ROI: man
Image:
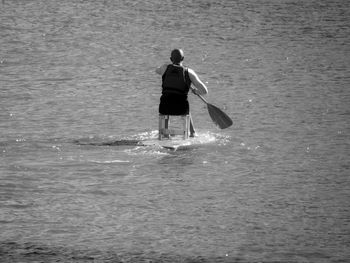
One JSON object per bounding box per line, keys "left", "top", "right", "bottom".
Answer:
{"left": 156, "top": 49, "right": 208, "bottom": 137}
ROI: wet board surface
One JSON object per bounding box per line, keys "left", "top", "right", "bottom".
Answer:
{"left": 76, "top": 138, "right": 195, "bottom": 150}
{"left": 142, "top": 139, "right": 193, "bottom": 150}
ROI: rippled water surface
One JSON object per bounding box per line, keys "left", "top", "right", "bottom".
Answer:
{"left": 1, "top": 0, "right": 349, "bottom": 262}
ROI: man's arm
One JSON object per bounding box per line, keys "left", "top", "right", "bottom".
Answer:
{"left": 156, "top": 64, "right": 168, "bottom": 75}
{"left": 188, "top": 68, "right": 208, "bottom": 95}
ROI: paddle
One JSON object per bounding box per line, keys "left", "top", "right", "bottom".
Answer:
{"left": 194, "top": 92, "right": 233, "bottom": 129}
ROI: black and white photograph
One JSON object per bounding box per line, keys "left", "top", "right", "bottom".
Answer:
{"left": 1, "top": 0, "right": 349, "bottom": 262}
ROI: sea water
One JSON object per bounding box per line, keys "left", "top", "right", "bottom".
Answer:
{"left": 0, "top": 0, "right": 349, "bottom": 262}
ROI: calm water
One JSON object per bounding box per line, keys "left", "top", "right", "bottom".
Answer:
{"left": 1, "top": 0, "right": 349, "bottom": 262}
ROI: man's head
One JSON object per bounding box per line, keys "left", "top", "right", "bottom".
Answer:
{"left": 170, "top": 49, "right": 184, "bottom": 64}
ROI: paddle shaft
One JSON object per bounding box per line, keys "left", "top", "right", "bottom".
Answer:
{"left": 195, "top": 93, "right": 209, "bottom": 104}
{"left": 190, "top": 87, "right": 209, "bottom": 104}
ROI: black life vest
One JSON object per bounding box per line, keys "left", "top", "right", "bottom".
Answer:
{"left": 162, "top": 64, "right": 191, "bottom": 95}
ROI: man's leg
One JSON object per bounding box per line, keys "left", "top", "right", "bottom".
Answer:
{"left": 189, "top": 114, "right": 196, "bottom": 137}
{"left": 165, "top": 116, "right": 170, "bottom": 138}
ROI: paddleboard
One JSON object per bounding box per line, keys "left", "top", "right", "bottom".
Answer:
{"left": 75, "top": 132, "right": 217, "bottom": 150}
{"left": 142, "top": 139, "right": 193, "bottom": 150}
{"left": 75, "top": 138, "right": 191, "bottom": 149}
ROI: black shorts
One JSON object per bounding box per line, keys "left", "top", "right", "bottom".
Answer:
{"left": 159, "top": 94, "right": 189, "bottom": 115}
